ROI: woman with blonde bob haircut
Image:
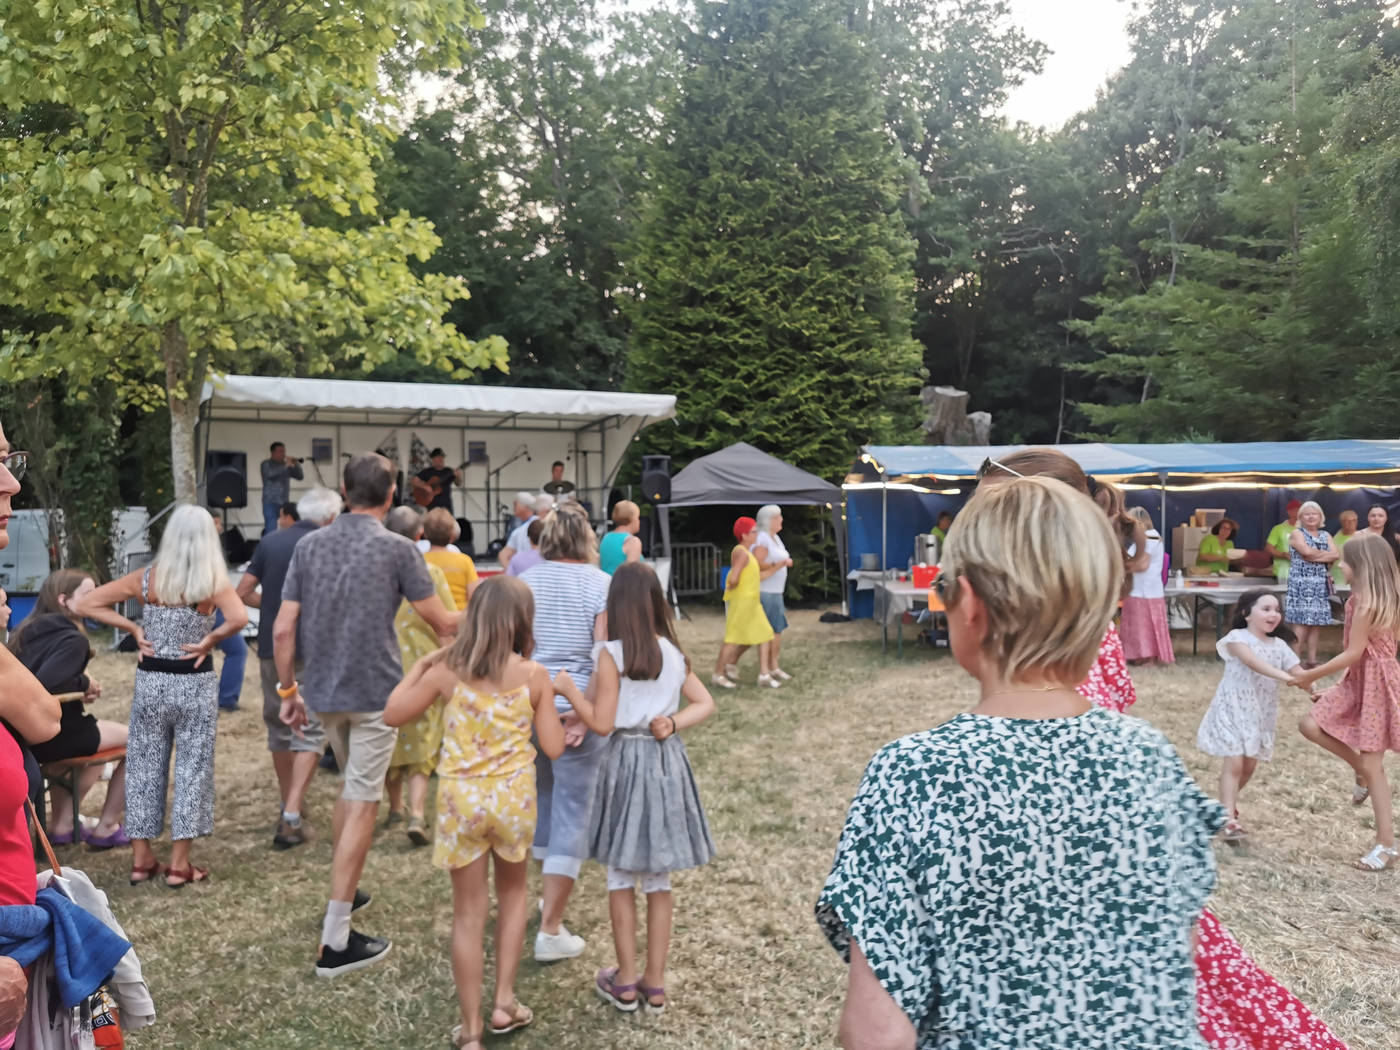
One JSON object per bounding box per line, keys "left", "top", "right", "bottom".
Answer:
{"left": 77, "top": 505, "right": 247, "bottom": 887}
{"left": 817, "top": 477, "right": 1227, "bottom": 1049}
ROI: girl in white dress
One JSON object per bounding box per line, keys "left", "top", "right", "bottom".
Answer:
{"left": 1196, "top": 590, "right": 1301, "bottom": 840}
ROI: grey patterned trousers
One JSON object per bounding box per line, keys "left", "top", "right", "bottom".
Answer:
{"left": 125, "top": 670, "right": 218, "bottom": 841}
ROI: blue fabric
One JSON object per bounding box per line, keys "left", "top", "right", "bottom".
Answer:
{"left": 214, "top": 609, "right": 247, "bottom": 709}
{"left": 861, "top": 439, "right": 1400, "bottom": 479}
{"left": 0, "top": 888, "right": 131, "bottom": 1008}
{"left": 599, "top": 531, "right": 628, "bottom": 576}
{"left": 262, "top": 499, "right": 280, "bottom": 538}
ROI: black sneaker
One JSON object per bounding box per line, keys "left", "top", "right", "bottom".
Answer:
{"left": 314, "top": 930, "right": 391, "bottom": 978}
{"left": 352, "top": 889, "right": 370, "bottom": 913}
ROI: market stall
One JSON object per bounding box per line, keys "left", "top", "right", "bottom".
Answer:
{"left": 845, "top": 440, "right": 1400, "bottom": 620}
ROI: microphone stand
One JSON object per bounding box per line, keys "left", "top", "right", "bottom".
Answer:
{"left": 484, "top": 445, "right": 531, "bottom": 544}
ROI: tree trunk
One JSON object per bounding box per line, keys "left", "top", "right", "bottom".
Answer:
{"left": 163, "top": 321, "right": 199, "bottom": 505}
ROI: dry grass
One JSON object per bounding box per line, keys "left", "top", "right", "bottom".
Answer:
{"left": 61, "top": 611, "right": 1400, "bottom": 1048}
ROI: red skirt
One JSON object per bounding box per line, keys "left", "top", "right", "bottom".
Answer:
{"left": 1120, "top": 596, "right": 1176, "bottom": 663}
{"left": 1197, "top": 908, "right": 1348, "bottom": 1049}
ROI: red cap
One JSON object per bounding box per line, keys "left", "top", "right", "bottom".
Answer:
{"left": 1286, "top": 499, "right": 1302, "bottom": 512}
{"left": 733, "top": 516, "right": 757, "bottom": 540}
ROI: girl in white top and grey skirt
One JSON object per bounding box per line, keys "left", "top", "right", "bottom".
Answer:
{"left": 554, "top": 562, "right": 716, "bottom": 1015}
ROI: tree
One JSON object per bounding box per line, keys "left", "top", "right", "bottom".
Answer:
{"left": 624, "top": 0, "right": 923, "bottom": 477}
{"left": 0, "top": 0, "right": 506, "bottom": 503}
{"left": 1070, "top": 0, "right": 1393, "bottom": 439}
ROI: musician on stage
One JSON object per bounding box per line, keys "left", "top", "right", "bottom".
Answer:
{"left": 413, "top": 448, "right": 461, "bottom": 513}
{"left": 260, "top": 442, "right": 304, "bottom": 537}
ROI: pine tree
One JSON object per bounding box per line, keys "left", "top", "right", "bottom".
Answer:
{"left": 623, "top": 0, "right": 922, "bottom": 477}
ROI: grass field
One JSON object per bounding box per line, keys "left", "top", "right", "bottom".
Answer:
{"left": 58, "top": 610, "right": 1400, "bottom": 1049}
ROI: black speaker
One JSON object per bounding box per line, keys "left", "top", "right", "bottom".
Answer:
{"left": 641, "top": 454, "right": 671, "bottom": 504}
{"left": 205, "top": 450, "right": 247, "bottom": 508}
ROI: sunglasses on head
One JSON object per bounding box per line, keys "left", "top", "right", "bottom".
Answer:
{"left": 975, "top": 456, "right": 1098, "bottom": 497}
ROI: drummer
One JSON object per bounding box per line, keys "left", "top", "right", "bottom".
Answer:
{"left": 1194, "top": 518, "right": 1238, "bottom": 575}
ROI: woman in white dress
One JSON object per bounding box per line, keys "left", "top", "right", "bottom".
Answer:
{"left": 1119, "top": 507, "right": 1174, "bottom": 665}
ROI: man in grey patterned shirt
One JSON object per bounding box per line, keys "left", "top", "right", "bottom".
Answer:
{"left": 274, "top": 452, "right": 458, "bottom": 977}
{"left": 259, "top": 442, "right": 303, "bottom": 536}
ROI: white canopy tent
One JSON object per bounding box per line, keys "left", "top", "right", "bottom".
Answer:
{"left": 197, "top": 374, "right": 676, "bottom": 549}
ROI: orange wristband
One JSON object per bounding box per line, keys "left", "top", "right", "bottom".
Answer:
{"left": 276, "top": 681, "right": 299, "bottom": 699}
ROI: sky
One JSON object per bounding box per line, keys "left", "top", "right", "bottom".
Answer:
{"left": 1001, "top": 0, "right": 1134, "bottom": 130}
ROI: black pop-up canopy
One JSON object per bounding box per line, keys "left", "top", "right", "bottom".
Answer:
{"left": 656, "top": 442, "right": 847, "bottom": 591}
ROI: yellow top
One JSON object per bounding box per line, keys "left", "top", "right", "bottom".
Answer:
{"left": 437, "top": 681, "right": 536, "bottom": 780}
{"left": 424, "top": 547, "right": 479, "bottom": 610}
{"left": 724, "top": 547, "right": 775, "bottom": 646}
{"left": 390, "top": 563, "right": 456, "bottom": 771}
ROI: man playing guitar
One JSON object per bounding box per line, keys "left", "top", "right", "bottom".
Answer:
{"left": 411, "top": 448, "right": 462, "bottom": 511}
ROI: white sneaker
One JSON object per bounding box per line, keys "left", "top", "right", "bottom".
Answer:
{"left": 535, "top": 924, "right": 586, "bottom": 962}
{"left": 724, "top": 663, "right": 740, "bottom": 680}
{"left": 771, "top": 668, "right": 792, "bottom": 681}
{"left": 757, "top": 673, "right": 782, "bottom": 689}
{"left": 710, "top": 673, "right": 737, "bottom": 690}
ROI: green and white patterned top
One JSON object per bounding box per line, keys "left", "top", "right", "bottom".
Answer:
{"left": 817, "top": 707, "right": 1224, "bottom": 1049}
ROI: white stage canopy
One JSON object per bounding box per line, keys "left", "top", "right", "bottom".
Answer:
{"left": 197, "top": 374, "right": 676, "bottom": 548}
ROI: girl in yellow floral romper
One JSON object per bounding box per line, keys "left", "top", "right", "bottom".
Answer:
{"left": 386, "top": 576, "right": 565, "bottom": 1050}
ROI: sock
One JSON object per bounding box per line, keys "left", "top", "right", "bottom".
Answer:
{"left": 321, "top": 899, "right": 353, "bottom": 952}
{"left": 282, "top": 810, "right": 301, "bottom": 825}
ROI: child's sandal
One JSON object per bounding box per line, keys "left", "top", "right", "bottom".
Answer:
{"left": 449, "top": 1025, "right": 483, "bottom": 1049}
{"left": 595, "top": 967, "right": 640, "bottom": 1013}
{"left": 1354, "top": 843, "right": 1399, "bottom": 871}
{"left": 1221, "top": 819, "right": 1248, "bottom": 843}
{"left": 638, "top": 980, "right": 666, "bottom": 1014}
{"left": 1352, "top": 782, "right": 1371, "bottom": 805}
{"left": 488, "top": 1000, "right": 533, "bottom": 1035}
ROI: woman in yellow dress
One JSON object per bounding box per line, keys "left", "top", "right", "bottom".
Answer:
{"left": 384, "top": 507, "right": 459, "bottom": 846}
{"left": 712, "top": 516, "right": 778, "bottom": 689}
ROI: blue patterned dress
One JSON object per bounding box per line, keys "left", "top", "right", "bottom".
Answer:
{"left": 1285, "top": 527, "right": 1333, "bottom": 626}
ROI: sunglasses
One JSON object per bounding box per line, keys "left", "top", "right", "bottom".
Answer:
{"left": 0, "top": 451, "right": 28, "bottom": 483}
{"left": 975, "top": 456, "right": 1098, "bottom": 497}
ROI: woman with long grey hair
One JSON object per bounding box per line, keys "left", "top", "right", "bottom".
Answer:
{"left": 77, "top": 504, "right": 247, "bottom": 888}
{"left": 751, "top": 504, "right": 795, "bottom": 679}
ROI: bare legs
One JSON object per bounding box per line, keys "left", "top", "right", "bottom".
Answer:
{"left": 329, "top": 799, "right": 377, "bottom": 905}
{"left": 1300, "top": 713, "right": 1394, "bottom": 849}
{"left": 609, "top": 887, "right": 673, "bottom": 1008}
{"left": 48, "top": 721, "right": 128, "bottom": 838}
{"left": 539, "top": 873, "right": 574, "bottom": 936}
{"left": 1218, "top": 755, "right": 1258, "bottom": 819}
{"left": 450, "top": 855, "right": 529, "bottom": 1040}
{"left": 770, "top": 632, "right": 783, "bottom": 673}
{"left": 1294, "top": 623, "right": 1320, "bottom": 665}
{"left": 713, "top": 642, "right": 774, "bottom": 680}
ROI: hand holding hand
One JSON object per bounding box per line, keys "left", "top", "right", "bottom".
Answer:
{"left": 560, "top": 711, "right": 587, "bottom": 748}
{"left": 84, "top": 677, "right": 102, "bottom": 702}
{"left": 650, "top": 715, "right": 676, "bottom": 741}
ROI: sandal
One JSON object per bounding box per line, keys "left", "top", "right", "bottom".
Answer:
{"left": 1221, "top": 819, "right": 1249, "bottom": 843}
{"left": 709, "top": 674, "right": 737, "bottom": 690}
{"left": 637, "top": 980, "right": 666, "bottom": 1014}
{"left": 1352, "top": 782, "right": 1371, "bottom": 805}
{"left": 406, "top": 816, "right": 430, "bottom": 847}
{"left": 129, "top": 859, "right": 164, "bottom": 885}
{"left": 1354, "top": 843, "right": 1399, "bottom": 871}
{"left": 594, "top": 966, "right": 639, "bottom": 1013}
{"left": 489, "top": 999, "right": 533, "bottom": 1035}
{"left": 449, "top": 1025, "right": 483, "bottom": 1049}
{"left": 164, "top": 864, "right": 210, "bottom": 889}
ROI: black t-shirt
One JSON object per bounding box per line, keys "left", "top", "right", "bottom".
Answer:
{"left": 246, "top": 519, "right": 318, "bottom": 654}
{"left": 417, "top": 467, "right": 456, "bottom": 510}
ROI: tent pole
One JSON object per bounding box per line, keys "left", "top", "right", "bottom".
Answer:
{"left": 1158, "top": 471, "right": 1167, "bottom": 533}
{"left": 881, "top": 477, "right": 888, "bottom": 655}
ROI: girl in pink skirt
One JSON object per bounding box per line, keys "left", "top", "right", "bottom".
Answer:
{"left": 1296, "top": 532, "right": 1400, "bottom": 870}
{"left": 1121, "top": 506, "right": 1175, "bottom": 665}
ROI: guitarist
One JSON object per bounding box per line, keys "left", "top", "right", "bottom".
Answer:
{"left": 412, "top": 448, "right": 461, "bottom": 512}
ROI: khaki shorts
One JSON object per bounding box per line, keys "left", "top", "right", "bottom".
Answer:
{"left": 317, "top": 709, "right": 399, "bottom": 803}
{"left": 259, "top": 659, "right": 325, "bottom": 753}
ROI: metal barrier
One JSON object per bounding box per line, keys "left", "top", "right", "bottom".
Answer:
{"left": 670, "top": 543, "right": 722, "bottom": 596}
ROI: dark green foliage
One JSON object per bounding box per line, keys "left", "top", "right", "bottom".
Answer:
{"left": 624, "top": 0, "right": 923, "bottom": 479}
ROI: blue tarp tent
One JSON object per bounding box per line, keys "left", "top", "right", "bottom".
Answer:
{"left": 845, "top": 440, "right": 1400, "bottom": 618}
